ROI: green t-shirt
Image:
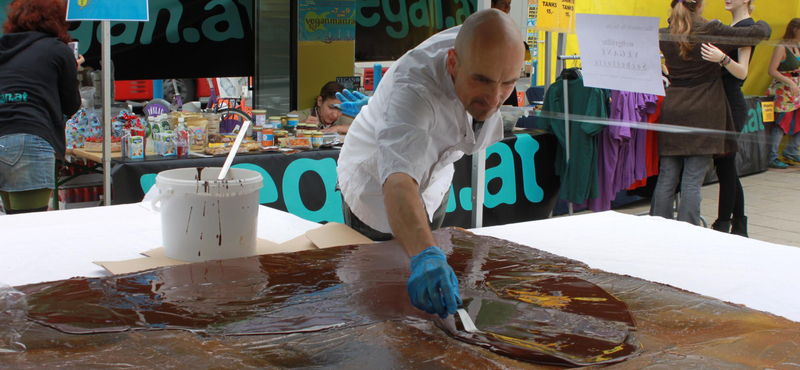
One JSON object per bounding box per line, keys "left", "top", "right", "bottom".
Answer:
{"left": 539, "top": 74, "right": 609, "bottom": 204}
{"left": 779, "top": 46, "right": 800, "bottom": 72}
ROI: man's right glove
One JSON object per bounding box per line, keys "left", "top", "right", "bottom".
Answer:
{"left": 407, "top": 246, "right": 462, "bottom": 319}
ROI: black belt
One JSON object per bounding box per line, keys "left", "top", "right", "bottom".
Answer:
{"left": 669, "top": 74, "right": 719, "bottom": 88}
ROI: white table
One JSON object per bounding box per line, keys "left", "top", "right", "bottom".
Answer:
{"left": 2, "top": 205, "right": 798, "bottom": 323}
{"left": 473, "top": 211, "right": 800, "bottom": 323}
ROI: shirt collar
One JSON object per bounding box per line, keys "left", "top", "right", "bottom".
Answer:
{"left": 440, "top": 55, "right": 478, "bottom": 144}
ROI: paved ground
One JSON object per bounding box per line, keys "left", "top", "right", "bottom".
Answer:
{"left": 605, "top": 167, "right": 800, "bottom": 248}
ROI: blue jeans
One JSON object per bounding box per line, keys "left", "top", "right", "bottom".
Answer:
{"left": 0, "top": 133, "right": 55, "bottom": 192}
{"left": 651, "top": 155, "right": 712, "bottom": 226}
{"left": 769, "top": 125, "right": 800, "bottom": 162}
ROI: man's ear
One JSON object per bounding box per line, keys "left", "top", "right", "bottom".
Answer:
{"left": 446, "top": 48, "right": 459, "bottom": 76}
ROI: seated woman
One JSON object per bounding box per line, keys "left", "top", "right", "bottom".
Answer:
{"left": 289, "top": 81, "right": 354, "bottom": 134}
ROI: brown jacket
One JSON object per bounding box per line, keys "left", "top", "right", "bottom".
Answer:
{"left": 658, "top": 16, "right": 771, "bottom": 156}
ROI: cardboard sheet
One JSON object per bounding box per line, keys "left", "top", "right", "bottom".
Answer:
{"left": 0, "top": 203, "right": 322, "bottom": 286}
{"left": 94, "top": 223, "right": 372, "bottom": 276}
{"left": 304, "top": 222, "right": 374, "bottom": 249}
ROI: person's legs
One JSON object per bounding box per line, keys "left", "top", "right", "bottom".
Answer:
{"left": 713, "top": 154, "right": 737, "bottom": 231}
{"left": 783, "top": 131, "right": 800, "bottom": 159}
{"left": 650, "top": 156, "right": 683, "bottom": 220}
{"left": 2, "top": 189, "right": 52, "bottom": 213}
{"left": 677, "top": 155, "right": 711, "bottom": 226}
{"left": 0, "top": 191, "right": 10, "bottom": 213}
{"left": 0, "top": 133, "right": 55, "bottom": 214}
{"left": 769, "top": 124, "right": 788, "bottom": 167}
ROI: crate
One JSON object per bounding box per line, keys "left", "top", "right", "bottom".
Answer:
{"left": 363, "top": 67, "right": 389, "bottom": 92}
{"left": 115, "top": 80, "right": 153, "bottom": 101}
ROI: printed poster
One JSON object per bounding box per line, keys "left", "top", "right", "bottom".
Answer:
{"left": 66, "top": 0, "right": 149, "bottom": 22}
{"left": 299, "top": 0, "right": 356, "bottom": 42}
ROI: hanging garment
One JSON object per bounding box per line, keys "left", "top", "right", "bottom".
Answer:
{"left": 628, "top": 96, "right": 664, "bottom": 191}
{"left": 540, "top": 72, "right": 609, "bottom": 205}
{"left": 589, "top": 91, "right": 657, "bottom": 212}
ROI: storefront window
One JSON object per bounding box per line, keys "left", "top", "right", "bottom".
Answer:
{"left": 255, "top": 0, "right": 294, "bottom": 115}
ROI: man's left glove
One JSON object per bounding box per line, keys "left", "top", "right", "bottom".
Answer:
{"left": 333, "top": 89, "right": 370, "bottom": 117}
{"left": 407, "top": 246, "right": 462, "bottom": 319}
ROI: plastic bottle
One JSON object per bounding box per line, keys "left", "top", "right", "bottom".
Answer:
{"left": 145, "top": 116, "right": 156, "bottom": 153}
{"left": 262, "top": 123, "right": 274, "bottom": 147}
{"left": 0, "top": 283, "right": 29, "bottom": 353}
{"left": 176, "top": 117, "right": 187, "bottom": 132}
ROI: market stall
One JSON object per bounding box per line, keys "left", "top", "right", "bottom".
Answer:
{"left": 104, "top": 129, "right": 561, "bottom": 228}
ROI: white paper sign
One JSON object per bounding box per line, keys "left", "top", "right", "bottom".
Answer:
{"left": 575, "top": 14, "right": 665, "bottom": 96}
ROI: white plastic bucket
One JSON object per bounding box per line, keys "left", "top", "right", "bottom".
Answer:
{"left": 152, "top": 167, "right": 263, "bottom": 262}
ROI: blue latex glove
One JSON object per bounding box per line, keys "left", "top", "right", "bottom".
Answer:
{"left": 407, "top": 246, "right": 462, "bottom": 319}
{"left": 333, "top": 89, "right": 370, "bottom": 117}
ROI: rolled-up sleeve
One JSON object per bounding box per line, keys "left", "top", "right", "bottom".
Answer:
{"left": 377, "top": 84, "right": 438, "bottom": 188}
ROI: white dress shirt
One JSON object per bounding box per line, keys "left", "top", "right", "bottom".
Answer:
{"left": 338, "top": 25, "right": 504, "bottom": 234}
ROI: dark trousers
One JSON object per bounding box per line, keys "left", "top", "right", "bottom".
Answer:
{"left": 342, "top": 191, "right": 450, "bottom": 242}
{"left": 714, "top": 153, "right": 745, "bottom": 221}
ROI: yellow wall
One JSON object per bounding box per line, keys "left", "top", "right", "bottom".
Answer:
{"left": 297, "top": 41, "right": 355, "bottom": 110}
{"left": 547, "top": 0, "right": 800, "bottom": 96}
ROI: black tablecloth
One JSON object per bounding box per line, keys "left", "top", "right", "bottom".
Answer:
{"left": 111, "top": 130, "right": 560, "bottom": 228}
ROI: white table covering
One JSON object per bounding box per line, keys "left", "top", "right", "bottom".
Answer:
{"left": 0, "top": 203, "right": 319, "bottom": 287}
{"left": 472, "top": 211, "right": 800, "bottom": 323}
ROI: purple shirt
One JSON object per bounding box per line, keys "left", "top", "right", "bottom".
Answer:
{"left": 589, "top": 91, "right": 658, "bottom": 212}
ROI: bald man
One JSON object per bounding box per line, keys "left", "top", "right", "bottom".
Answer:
{"left": 337, "top": 10, "right": 525, "bottom": 318}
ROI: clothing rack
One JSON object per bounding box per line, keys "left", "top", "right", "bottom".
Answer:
{"left": 553, "top": 54, "right": 703, "bottom": 225}
{"left": 557, "top": 55, "right": 577, "bottom": 215}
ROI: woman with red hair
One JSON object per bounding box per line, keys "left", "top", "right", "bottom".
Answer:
{"left": 0, "top": 0, "right": 82, "bottom": 214}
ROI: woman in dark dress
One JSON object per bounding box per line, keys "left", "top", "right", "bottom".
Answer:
{"left": 699, "top": 0, "right": 755, "bottom": 236}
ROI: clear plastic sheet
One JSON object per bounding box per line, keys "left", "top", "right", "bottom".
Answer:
{"left": 0, "top": 283, "right": 30, "bottom": 353}
{"left": 4, "top": 228, "right": 800, "bottom": 369}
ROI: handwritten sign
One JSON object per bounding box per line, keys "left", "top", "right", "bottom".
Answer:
{"left": 761, "top": 101, "right": 775, "bottom": 123}
{"left": 66, "top": 0, "right": 149, "bottom": 22}
{"left": 575, "top": 14, "right": 665, "bottom": 96}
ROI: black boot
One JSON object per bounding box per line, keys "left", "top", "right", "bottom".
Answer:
{"left": 731, "top": 216, "right": 748, "bottom": 238}
{"left": 711, "top": 219, "right": 731, "bottom": 233}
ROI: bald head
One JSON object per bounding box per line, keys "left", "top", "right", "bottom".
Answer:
{"left": 447, "top": 9, "right": 525, "bottom": 121}
{"left": 455, "top": 9, "right": 524, "bottom": 61}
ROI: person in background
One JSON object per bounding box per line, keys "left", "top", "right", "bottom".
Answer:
{"left": 766, "top": 18, "right": 800, "bottom": 169}
{"left": 699, "top": 0, "right": 755, "bottom": 237}
{"left": 491, "top": 0, "right": 528, "bottom": 107}
{"left": 288, "top": 81, "right": 354, "bottom": 134}
{"left": 0, "top": 0, "right": 82, "bottom": 214}
{"left": 653, "top": 0, "right": 770, "bottom": 226}
{"left": 337, "top": 10, "right": 525, "bottom": 319}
